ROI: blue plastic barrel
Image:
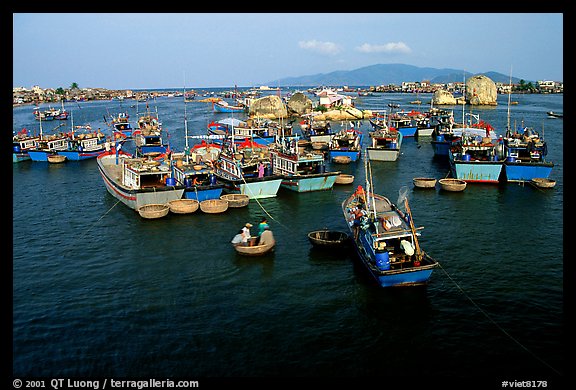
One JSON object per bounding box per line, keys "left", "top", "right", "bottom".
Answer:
{"left": 209, "top": 173, "right": 217, "bottom": 185}
{"left": 166, "top": 177, "right": 177, "bottom": 186}
{"left": 184, "top": 178, "right": 193, "bottom": 187}
{"left": 461, "top": 154, "right": 471, "bottom": 161}
{"left": 375, "top": 251, "right": 390, "bottom": 271}
{"left": 315, "top": 164, "right": 326, "bottom": 173}
{"left": 436, "top": 135, "right": 445, "bottom": 142}
{"left": 264, "top": 167, "right": 273, "bottom": 176}
{"left": 390, "top": 142, "right": 397, "bottom": 149}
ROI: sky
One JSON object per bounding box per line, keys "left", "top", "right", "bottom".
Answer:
{"left": 12, "top": 13, "right": 563, "bottom": 90}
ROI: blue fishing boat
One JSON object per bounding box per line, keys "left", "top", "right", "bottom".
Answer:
{"left": 328, "top": 128, "right": 363, "bottom": 162}
{"left": 58, "top": 130, "right": 107, "bottom": 161}
{"left": 448, "top": 115, "right": 504, "bottom": 183}
{"left": 342, "top": 163, "right": 438, "bottom": 287}
{"left": 134, "top": 108, "right": 168, "bottom": 156}
{"left": 429, "top": 108, "right": 457, "bottom": 157}
{"left": 269, "top": 138, "right": 340, "bottom": 192}
{"left": 110, "top": 112, "right": 133, "bottom": 139}
{"left": 502, "top": 125, "right": 554, "bottom": 182}
{"left": 213, "top": 137, "right": 282, "bottom": 199}
{"left": 12, "top": 129, "right": 39, "bottom": 163}
{"left": 27, "top": 135, "right": 69, "bottom": 162}
{"left": 212, "top": 100, "right": 246, "bottom": 113}
{"left": 389, "top": 113, "right": 417, "bottom": 138}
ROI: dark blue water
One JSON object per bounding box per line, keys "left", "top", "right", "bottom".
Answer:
{"left": 13, "top": 91, "right": 564, "bottom": 384}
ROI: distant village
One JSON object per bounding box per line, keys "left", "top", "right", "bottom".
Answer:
{"left": 12, "top": 79, "right": 563, "bottom": 105}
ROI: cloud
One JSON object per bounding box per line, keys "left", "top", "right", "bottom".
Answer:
{"left": 298, "top": 40, "right": 342, "bottom": 55}
{"left": 355, "top": 42, "right": 412, "bottom": 54}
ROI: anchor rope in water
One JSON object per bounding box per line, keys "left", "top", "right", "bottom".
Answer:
{"left": 437, "top": 262, "right": 561, "bottom": 376}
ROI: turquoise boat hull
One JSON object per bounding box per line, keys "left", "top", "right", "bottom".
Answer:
{"left": 280, "top": 173, "right": 338, "bottom": 192}
{"left": 503, "top": 161, "right": 554, "bottom": 182}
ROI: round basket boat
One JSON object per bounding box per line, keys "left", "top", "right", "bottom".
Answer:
{"left": 234, "top": 243, "right": 275, "bottom": 256}
{"left": 530, "top": 178, "right": 556, "bottom": 188}
{"left": 439, "top": 178, "right": 467, "bottom": 192}
{"left": 138, "top": 203, "right": 170, "bottom": 219}
{"left": 308, "top": 230, "right": 349, "bottom": 248}
{"left": 335, "top": 174, "right": 354, "bottom": 185}
{"left": 312, "top": 141, "right": 328, "bottom": 150}
{"left": 413, "top": 177, "right": 437, "bottom": 189}
{"left": 200, "top": 199, "right": 229, "bottom": 214}
{"left": 47, "top": 154, "right": 66, "bottom": 164}
{"left": 167, "top": 199, "right": 199, "bottom": 214}
{"left": 220, "top": 194, "right": 249, "bottom": 208}
{"left": 332, "top": 155, "right": 351, "bottom": 164}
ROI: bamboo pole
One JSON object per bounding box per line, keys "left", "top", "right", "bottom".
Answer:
{"left": 404, "top": 198, "right": 422, "bottom": 261}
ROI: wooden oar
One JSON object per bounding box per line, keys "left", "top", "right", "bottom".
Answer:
{"left": 404, "top": 198, "right": 422, "bottom": 261}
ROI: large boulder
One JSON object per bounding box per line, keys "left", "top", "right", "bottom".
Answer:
{"left": 432, "top": 90, "right": 457, "bottom": 105}
{"left": 286, "top": 92, "right": 313, "bottom": 116}
{"left": 313, "top": 107, "right": 370, "bottom": 121}
{"left": 466, "top": 75, "right": 497, "bottom": 105}
{"left": 249, "top": 95, "right": 288, "bottom": 119}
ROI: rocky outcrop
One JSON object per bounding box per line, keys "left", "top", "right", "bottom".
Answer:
{"left": 466, "top": 75, "right": 497, "bottom": 105}
{"left": 432, "top": 90, "right": 457, "bottom": 105}
{"left": 286, "top": 92, "right": 313, "bottom": 116}
{"left": 312, "top": 107, "right": 371, "bottom": 121}
{"left": 249, "top": 95, "right": 288, "bottom": 119}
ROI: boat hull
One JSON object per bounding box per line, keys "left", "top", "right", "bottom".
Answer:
{"left": 431, "top": 139, "right": 452, "bottom": 156}
{"left": 397, "top": 126, "right": 417, "bottom": 138}
{"left": 449, "top": 150, "right": 504, "bottom": 183}
{"left": 329, "top": 149, "right": 361, "bottom": 162}
{"left": 27, "top": 150, "right": 56, "bottom": 162}
{"left": 97, "top": 153, "right": 185, "bottom": 210}
{"left": 366, "top": 147, "right": 400, "bottom": 161}
{"left": 219, "top": 176, "right": 282, "bottom": 199}
{"left": 182, "top": 186, "right": 223, "bottom": 202}
{"left": 58, "top": 149, "right": 105, "bottom": 161}
{"left": 503, "top": 161, "right": 554, "bottom": 182}
{"left": 280, "top": 172, "right": 338, "bottom": 192}
{"left": 13, "top": 153, "right": 31, "bottom": 163}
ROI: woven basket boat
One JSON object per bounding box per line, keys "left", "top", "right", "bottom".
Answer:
{"left": 200, "top": 199, "right": 229, "bottom": 213}
{"left": 167, "top": 199, "right": 199, "bottom": 214}
{"left": 335, "top": 174, "right": 354, "bottom": 185}
{"left": 47, "top": 154, "right": 66, "bottom": 164}
{"left": 413, "top": 177, "right": 437, "bottom": 189}
{"left": 530, "top": 178, "right": 556, "bottom": 188}
{"left": 138, "top": 204, "right": 170, "bottom": 219}
{"left": 439, "top": 178, "right": 467, "bottom": 192}
{"left": 220, "top": 194, "right": 249, "bottom": 208}
{"left": 332, "top": 155, "right": 351, "bottom": 164}
{"left": 308, "top": 230, "right": 349, "bottom": 248}
{"left": 312, "top": 141, "right": 328, "bottom": 150}
{"left": 234, "top": 242, "right": 275, "bottom": 256}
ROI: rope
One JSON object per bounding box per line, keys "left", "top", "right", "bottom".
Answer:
{"left": 437, "top": 262, "right": 562, "bottom": 376}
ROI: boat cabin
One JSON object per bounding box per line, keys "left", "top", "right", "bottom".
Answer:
{"left": 121, "top": 157, "right": 171, "bottom": 190}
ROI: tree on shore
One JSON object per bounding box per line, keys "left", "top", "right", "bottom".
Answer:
{"left": 70, "top": 82, "right": 79, "bottom": 90}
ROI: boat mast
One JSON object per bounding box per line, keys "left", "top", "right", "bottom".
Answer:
{"left": 183, "top": 73, "right": 189, "bottom": 163}
{"left": 506, "top": 66, "right": 512, "bottom": 136}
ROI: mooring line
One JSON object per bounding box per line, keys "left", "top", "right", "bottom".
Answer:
{"left": 437, "top": 262, "right": 562, "bottom": 376}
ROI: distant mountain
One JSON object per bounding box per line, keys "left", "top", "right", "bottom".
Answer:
{"left": 268, "top": 63, "right": 527, "bottom": 86}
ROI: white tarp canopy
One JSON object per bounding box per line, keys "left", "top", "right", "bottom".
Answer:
{"left": 218, "top": 117, "right": 246, "bottom": 127}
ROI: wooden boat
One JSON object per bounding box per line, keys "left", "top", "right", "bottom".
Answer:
{"left": 47, "top": 154, "right": 66, "bottom": 164}
{"left": 96, "top": 149, "right": 185, "bottom": 211}
{"left": 200, "top": 199, "right": 229, "bottom": 213}
{"left": 332, "top": 155, "right": 351, "bottom": 164}
{"left": 138, "top": 203, "right": 170, "bottom": 219}
{"left": 213, "top": 100, "right": 245, "bottom": 113}
{"left": 308, "top": 230, "right": 349, "bottom": 248}
{"left": 413, "top": 177, "right": 437, "bottom": 189}
{"left": 335, "top": 174, "right": 354, "bottom": 185}
{"left": 220, "top": 194, "right": 249, "bottom": 207}
{"left": 167, "top": 199, "right": 200, "bottom": 214}
{"left": 329, "top": 128, "right": 362, "bottom": 162}
{"left": 438, "top": 178, "right": 467, "bottom": 192}
{"left": 234, "top": 242, "right": 275, "bottom": 256}
{"left": 342, "top": 160, "right": 438, "bottom": 287}
{"left": 530, "top": 178, "right": 556, "bottom": 188}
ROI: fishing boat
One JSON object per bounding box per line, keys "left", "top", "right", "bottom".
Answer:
{"left": 58, "top": 114, "right": 107, "bottom": 161}
{"left": 328, "top": 128, "right": 363, "bottom": 162}
{"left": 96, "top": 145, "right": 185, "bottom": 211}
{"left": 110, "top": 112, "right": 133, "bottom": 139}
{"left": 389, "top": 113, "right": 417, "bottom": 138}
{"left": 212, "top": 100, "right": 246, "bottom": 113}
{"left": 448, "top": 114, "right": 504, "bottom": 183}
{"left": 269, "top": 138, "right": 340, "bottom": 192}
{"left": 12, "top": 128, "right": 40, "bottom": 163}
{"left": 133, "top": 102, "right": 169, "bottom": 156}
{"left": 342, "top": 161, "right": 438, "bottom": 287}
{"left": 366, "top": 127, "right": 403, "bottom": 162}
{"left": 213, "top": 136, "right": 282, "bottom": 199}
{"left": 301, "top": 118, "right": 337, "bottom": 144}
{"left": 546, "top": 111, "right": 563, "bottom": 118}
{"left": 27, "top": 134, "right": 70, "bottom": 162}
{"left": 429, "top": 108, "right": 458, "bottom": 157}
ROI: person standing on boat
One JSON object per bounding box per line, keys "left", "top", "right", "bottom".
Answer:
{"left": 242, "top": 223, "right": 253, "bottom": 246}
{"left": 258, "top": 218, "right": 269, "bottom": 237}
{"left": 258, "top": 161, "right": 265, "bottom": 178}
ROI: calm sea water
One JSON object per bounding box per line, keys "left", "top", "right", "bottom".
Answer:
{"left": 12, "top": 91, "right": 564, "bottom": 384}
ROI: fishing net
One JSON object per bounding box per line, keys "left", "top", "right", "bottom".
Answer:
{"left": 396, "top": 185, "right": 410, "bottom": 212}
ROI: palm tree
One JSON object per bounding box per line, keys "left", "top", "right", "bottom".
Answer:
{"left": 70, "top": 82, "right": 79, "bottom": 90}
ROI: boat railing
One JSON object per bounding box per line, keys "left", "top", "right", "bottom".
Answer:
{"left": 372, "top": 227, "right": 423, "bottom": 239}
